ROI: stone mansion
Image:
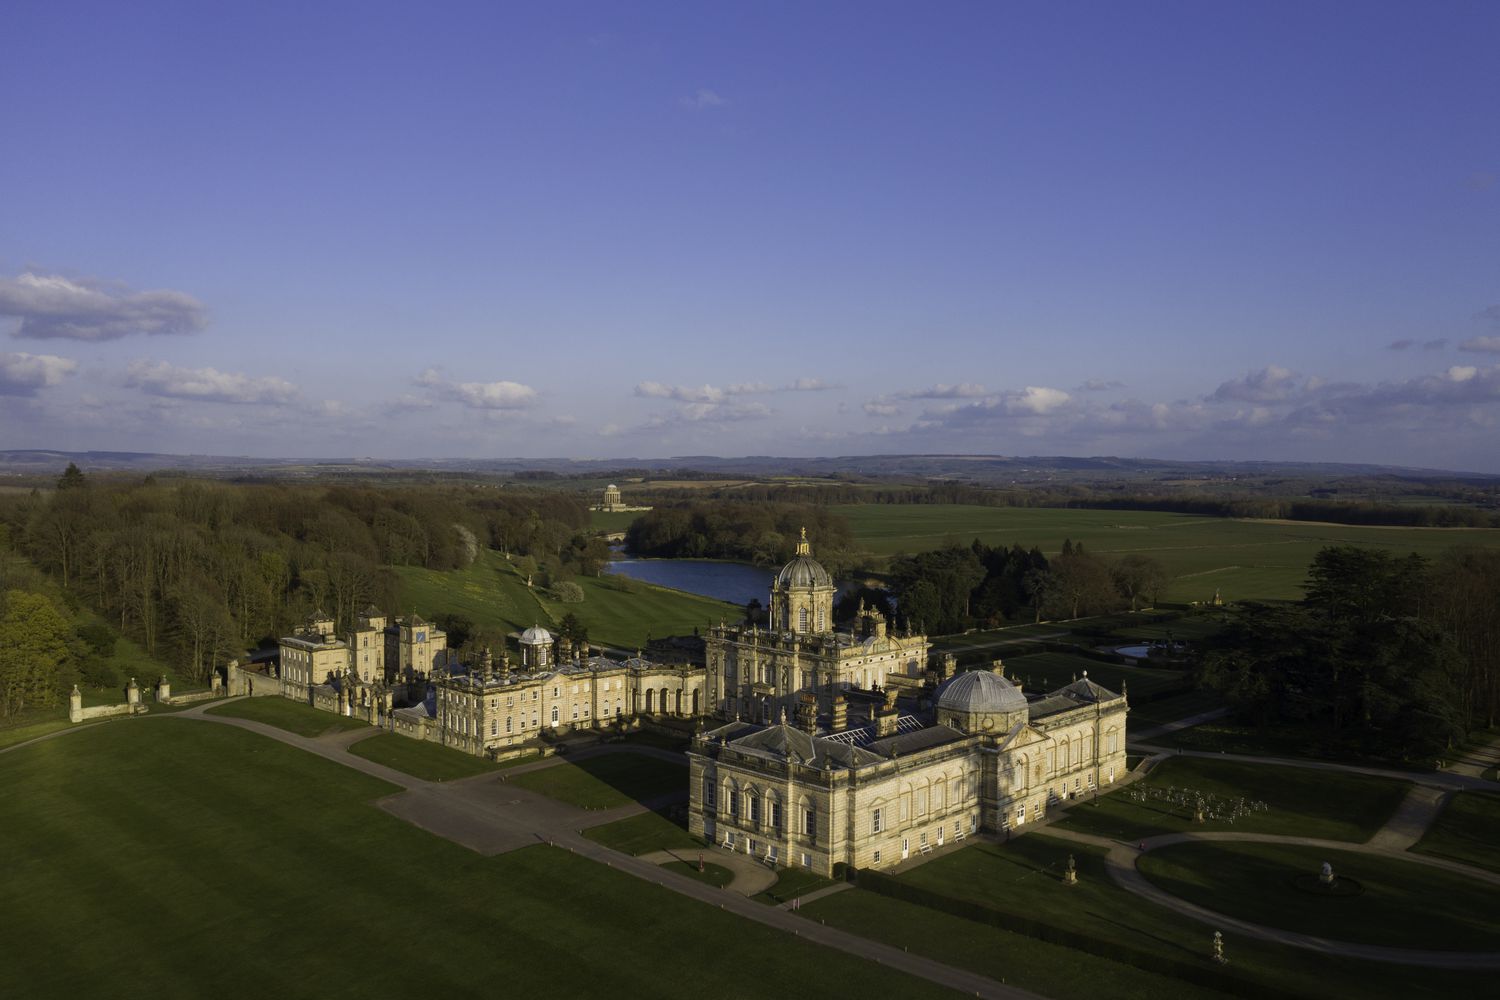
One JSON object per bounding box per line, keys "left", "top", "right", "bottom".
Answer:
{"left": 265, "top": 530, "right": 1128, "bottom": 875}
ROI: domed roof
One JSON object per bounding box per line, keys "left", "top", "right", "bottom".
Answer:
{"left": 775, "top": 527, "right": 833, "bottom": 589}
{"left": 936, "top": 670, "right": 1027, "bottom": 716}
{"left": 519, "top": 625, "right": 554, "bottom": 645}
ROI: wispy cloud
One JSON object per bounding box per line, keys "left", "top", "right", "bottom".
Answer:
{"left": 125, "top": 360, "right": 298, "bottom": 404}
{"left": 1388, "top": 339, "right": 1415, "bottom": 351}
{"left": 0, "top": 352, "right": 77, "bottom": 395}
{"left": 680, "top": 88, "right": 726, "bottom": 110}
{"left": 785, "top": 377, "right": 841, "bottom": 392}
{"left": 1459, "top": 336, "right": 1500, "bottom": 354}
{"left": 0, "top": 272, "right": 206, "bottom": 341}
{"left": 1210, "top": 365, "right": 1301, "bottom": 403}
{"left": 415, "top": 368, "right": 539, "bottom": 409}
{"left": 1079, "top": 379, "right": 1125, "bottom": 391}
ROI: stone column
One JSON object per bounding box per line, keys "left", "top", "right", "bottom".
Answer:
{"left": 126, "top": 677, "right": 140, "bottom": 709}
{"left": 157, "top": 675, "right": 171, "bottom": 704}
{"left": 69, "top": 684, "right": 83, "bottom": 724}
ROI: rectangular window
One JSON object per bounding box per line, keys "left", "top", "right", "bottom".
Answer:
{"left": 804, "top": 809, "right": 815, "bottom": 837}
{"left": 750, "top": 795, "right": 761, "bottom": 824}
{"left": 801, "top": 852, "right": 810, "bottom": 868}
{"left": 872, "top": 808, "right": 883, "bottom": 834}
{"left": 506, "top": 717, "right": 512, "bottom": 733}
{"left": 730, "top": 792, "right": 739, "bottom": 818}
{"left": 873, "top": 850, "right": 881, "bottom": 864}
{"left": 705, "top": 779, "right": 716, "bottom": 809}
{"left": 771, "top": 802, "right": 782, "bottom": 831}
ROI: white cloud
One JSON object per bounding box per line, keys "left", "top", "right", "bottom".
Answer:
{"left": 680, "top": 88, "right": 726, "bottom": 110}
{"left": 785, "top": 377, "right": 840, "bottom": 391}
{"left": 864, "top": 401, "right": 902, "bottom": 417}
{"left": 1459, "top": 336, "right": 1500, "bottom": 354}
{"left": 0, "top": 272, "right": 206, "bottom": 341}
{"left": 1210, "top": 365, "right": 1301, "bottom": 403}
{"left": 1007, "top": 385, "right": 1071, "bottom": 414}
{"left": 412, "top": 368, "right": 538, "bottom": 409}
{"left": 634, "top": 381, "right": 773, "bottom": 403}
{"left": 1080, "top": 379, "right": 1125, "bottom": 391}
{"left": 125, "top": 360, "right": 299, "bottom": 404}
{"left": 0, "top": 352, "right": 78, "bottom": 395}
{"left": 453, "top": 380, "right": 539, "bottom": 410}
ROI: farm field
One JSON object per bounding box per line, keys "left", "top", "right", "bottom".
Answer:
{"left": 0, "top": 721, "right": 955, "bottom": 1000}
{"left": 833, "top": 504, "right": 1500, "bottom": 602}
{"left": 394, "top": 549, "right": 737, "bottom": 651}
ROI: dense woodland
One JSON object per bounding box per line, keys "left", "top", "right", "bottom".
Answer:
{"left": 624, "top": 502, "right": 856, "bottom": 574}
{"left": 0, "top": 469, "right": 602, "bottom": 714}
{"left": 1202, "top": 546, "right": 1500, "bottom": 757}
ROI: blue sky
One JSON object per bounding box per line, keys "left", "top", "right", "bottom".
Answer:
{"left": 2, "top": 1, "right": 1498, "bottom": 470}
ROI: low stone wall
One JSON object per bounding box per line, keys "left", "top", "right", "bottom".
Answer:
{"left": 72, "top": 702, "right": 143, "bottom": 723}
{"left": 167, "top": 690, "right": 220, "bottom": 706}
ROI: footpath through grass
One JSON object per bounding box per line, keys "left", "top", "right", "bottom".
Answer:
{"left": 509, "top": 751, "right": 688, "bottom": 810}
{"left": 883, "top": 834, "right": 1491, "bottom": 999}
{"left": 1139, "top": 841, "right": 1500, "bottom": 951}
{"left": 206, "top": 697, "right": 370, "bottom": 738}
{"left": 803, "top": 887, "right": 1229, "bottom": 1000}
{"left": 347, "top": 732, "right": 534, "bottom": 781}
{"left": 1412, "top": 791, "right": 1500, "bottom": 875}
{"left": 0, "top": 721, "right": 956, "bottom": 1000}
{"left": 1052, "top": 756, "right": 1411, "bottom": 843}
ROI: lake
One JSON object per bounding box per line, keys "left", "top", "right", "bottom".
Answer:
{"left": 605, "top": 558, "right": 777, "bottom": 606}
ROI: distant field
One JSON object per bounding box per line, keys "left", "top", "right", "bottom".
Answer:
{"left": 394, "top": 550, "right": 737, "bottom": 650}
{"left": 834, "top": 504, "right": 1500, "bottom": 602}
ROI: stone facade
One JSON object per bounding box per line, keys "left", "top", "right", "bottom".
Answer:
{"left": 687, "top": 666, "right": 1127, "bottom": 877}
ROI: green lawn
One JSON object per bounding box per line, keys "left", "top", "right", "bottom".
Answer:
{"left": 0, "top": 720, "right": 956, "bottom": 999}
{"left": 753, "top": 867, "right": 837, "bottom": 905}
{"left": 590, "top": 509, "right": 644, "bottom": 534}
{"left": 346, "top": 732, "right": 527, "bottom": 781}
{"left": 802, "top": 889, "right": 1229, "bottom": 1000}
{"left": 394, "top": 549, "right": 737, "bottom": 650}
{"left": 1412, "top": 791, "right": 1500, "bottom": 874}
{"left": 1139, "top": 841, "right": 1500, "bottom": 950}
{"left": 1126, "top": 690, "right": 1226, "bottom": 730}
{"left": 835, "top": 504, "right": 1500, "bottom": 603}
{"left": 583, "top": 808, "right": 703, "bottom": 855}
{"left": 1001, "top": 651, "right": 1187, "bottom": 700}
{"left": 0, "top": 716, "right": 76, "bottom": 751}
{"left": 661, "top": 858, "right": 733, "bottom": 888}
{"left": 509, "top": 752, "right": 688, "bottom": 810}
{"left": 206, "top": 696, "right": 371, "bottom": 738}
{"left": 889, "top": 834, "right": 1491, "bottom": 999}
{"left": 1144, "top": 718, "right": 1437, "bottom": 770}
{"left": 1052, "top": 756, "right": 1411, "bottom": 843}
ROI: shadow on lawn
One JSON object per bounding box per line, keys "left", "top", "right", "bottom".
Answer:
{"left": 565, "top": 750, "right": 690, "bottom": 808}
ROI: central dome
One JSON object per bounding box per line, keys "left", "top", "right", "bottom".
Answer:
{"left": 775, "top": 527, "right": 833, "bottom": 589}
{"left": 936, "top": 670, "right": 1027, "bottom": 715}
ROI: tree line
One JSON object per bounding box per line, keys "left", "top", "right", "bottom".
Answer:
{"left": 624, "top": 502, "right": 857, "bottom": 575}
{"left": 1201, "top": 545, "right": 1500, "bottom": 759}
{"left": 0, "top": 467, "right": 602, "bottom": 706}
{"left": 886, "top": 539, "right": 1170, "bottom": 634}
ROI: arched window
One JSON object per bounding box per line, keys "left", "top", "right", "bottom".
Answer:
{"left": 550, "top": 706, "right": 559, "bottom": 725}
{"left": 799, "top": 607, "right": 809, "bottom": 632}
{"left": 817, "top": 609, "right": 825, "bottom": 631}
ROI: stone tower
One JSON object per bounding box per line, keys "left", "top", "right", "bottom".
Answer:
{"left": 769, "top": 528, "right": 835, "bottom": 635}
